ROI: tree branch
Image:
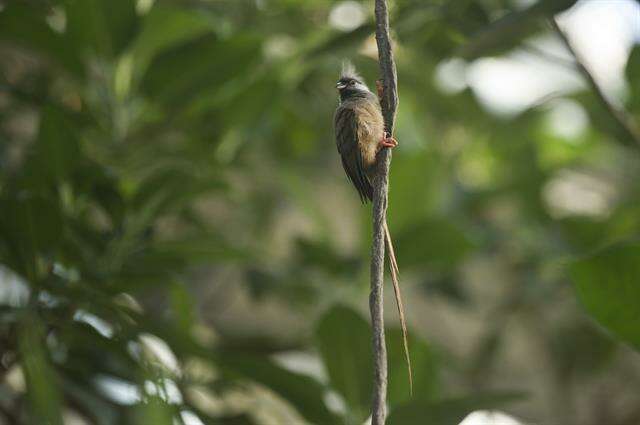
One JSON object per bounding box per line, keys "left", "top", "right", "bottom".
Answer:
{"left": 550, "top": 17, "right": 640, "bottom": 148}
{"left": 371, "top": 0, "right": 398, "bottom": 423}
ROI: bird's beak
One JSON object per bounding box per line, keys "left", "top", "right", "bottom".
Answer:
{"left": 336, "top": 82, "right": 346, "bottom": 90}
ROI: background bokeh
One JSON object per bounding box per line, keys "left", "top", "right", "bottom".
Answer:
{"left": 1, "top": 0, "right": 640, "bottom": 424}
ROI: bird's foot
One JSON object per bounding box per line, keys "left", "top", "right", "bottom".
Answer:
{"left": 379, "top": 132, "right": 398, "bottom": 149}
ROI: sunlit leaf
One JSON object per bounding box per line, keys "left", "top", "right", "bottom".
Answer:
{"left": 570, "top": 241, "right": 640, "bottom": 350}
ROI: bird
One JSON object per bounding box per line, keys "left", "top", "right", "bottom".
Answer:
{"left": 333, "top": 62, "right": 412, "bottom": 393}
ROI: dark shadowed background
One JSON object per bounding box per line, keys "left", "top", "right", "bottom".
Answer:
{"left": 1, "top": 0, "right": 640, "bottom": 424}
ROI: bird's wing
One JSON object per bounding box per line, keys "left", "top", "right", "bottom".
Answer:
{"left": 334, "top": 106, "right": 373, "bottom": 202}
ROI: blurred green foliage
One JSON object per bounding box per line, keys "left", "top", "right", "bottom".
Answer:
{"left": 1, "top": 0, "right": 640, "bottom": 424}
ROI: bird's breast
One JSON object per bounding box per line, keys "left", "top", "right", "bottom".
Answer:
{"left": 355, "top": 102, "right": 384, "bottom": 168}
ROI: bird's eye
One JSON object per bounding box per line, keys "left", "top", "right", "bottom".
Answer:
{"left": 349, "top": 80, "right": 356, "bottom": 86}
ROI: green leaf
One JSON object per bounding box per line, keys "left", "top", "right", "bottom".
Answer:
{"left": 134, "top": 397, "right": 175, "bottom": 425}
{"left": 215, "top": 351, "right": 340, "bottom": 425}
{"left": 64, "top": 0, "right": 114, "bottom": 56}
{"left": 0, "top": 194, "right": 63, "bottom": 279}
{"left": 387, "top": 392, "right": 525, "bottom": 425}
{"left": 557, "top": 217, "right": 610, "bottom": 253}
{"left": 64, "top": 0, "right": 137, "bottom": 56}
{"left": 460, "top": 0, "right": 578, "bottom": 59}
{"left": 394, "top": 218, "right": 474, "bottom": 270}
{"left": 0, "top": 3, "right": 84, "bottom": 77}
{"left": 169, "top": 282, "right": 196, "bottom": 332}
{"left": 72, "top": 160, "right": 125, "bottom": 227}
{"left": 130, "top": 165, "right": 220, "bottom": 216}
{"left": 387, "top": 328, "right": 440, "bottom": 408}
{"left": 305, "top": 23, "right": 375, "bottom": 59}
{"left": 315, "top": 305, "right": 372, "bottom": 424}
{"left": 386, "top": 151, "right": 445, "bottom": 228}
{"left": 100, "top": 0, "right": 138, "bottom": 55}
{"left": 36, "top": 106, "right": 81, "bottom": 183}
{"left": 131, "top": 5, "right": 214, "bottom": 78}
{"left": 625, "top": 45, "right": 640, "bottom": 114}
{"left": 60, "top": 377, "right": 120, "bottom": 425}
{"left": 294, "top": 237, "right": 360, "bottom": 277}
{"left": 141, "top": 34, "right": 261, "bottom": 108}
{"left": 19, "top": 314, "right": 64, "bottom": 425}
{"left": 570, "top": 241, "right": 640, "bottom": 350}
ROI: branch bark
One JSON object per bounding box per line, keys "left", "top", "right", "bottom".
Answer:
{"left": 371, "top": 0, "right": 398, "bottom": 424}
{"left": 550, "top": 17, "right": 640, "bottom": 148}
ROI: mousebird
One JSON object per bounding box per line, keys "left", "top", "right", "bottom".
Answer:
{"left": 333, "top": 63, "right": 412, "bottom": 392}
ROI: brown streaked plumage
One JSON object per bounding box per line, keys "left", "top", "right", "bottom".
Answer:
{"left": 334, "top": 64, "right": 393, "bottom": 202}
{"left": 333, "top": 63, "right": 412, "bottom": 393}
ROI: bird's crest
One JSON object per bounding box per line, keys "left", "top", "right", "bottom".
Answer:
{"left": 340, "top": 61, "right": 364, "bottom": 83}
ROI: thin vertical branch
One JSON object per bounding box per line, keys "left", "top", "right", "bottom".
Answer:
{"left": 550, "top": 17, "right": 640, "bottom": 148}
{"left": 370, "top": 0, "right": 398, "bottom": 424}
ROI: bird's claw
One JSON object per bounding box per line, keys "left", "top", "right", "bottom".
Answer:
{"left": 379, "top": 132, "right": 398, "bottom": 149}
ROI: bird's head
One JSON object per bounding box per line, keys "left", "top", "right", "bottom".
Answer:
{"left": 336, "top": 62, "right": 370, "bottom": 100}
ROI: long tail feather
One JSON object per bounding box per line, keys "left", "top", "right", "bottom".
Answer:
{"left": 384, "top": 220, "right": 413, "bottom": 394}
